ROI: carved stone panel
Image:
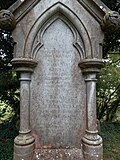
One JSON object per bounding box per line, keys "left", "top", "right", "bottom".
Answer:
{"left": 30, "top": 17, "right": 86, "bottom": 149}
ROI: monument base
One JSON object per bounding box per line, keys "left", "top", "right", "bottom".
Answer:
{"left": 32, "top": 149, "right": 84, "bottom": 160}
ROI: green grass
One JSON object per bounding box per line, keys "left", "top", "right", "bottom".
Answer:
{"left": 0, "top": 139, "right": 14, "bottom": 160}
{"left": 101, "top": 122, "right": 120, "bottom": 160}
{"left": 0, "top": 117, "right": 19, "bottom": 160}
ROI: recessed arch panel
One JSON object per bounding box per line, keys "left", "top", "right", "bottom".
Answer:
{"left": 29, "top": 2, "right": 87, "bottom": 148}
{"left": 24, "top": 2, "right": 92, "bottom": 59}
{"left": 32, "top": 14, "right": 85, "bottom": 59}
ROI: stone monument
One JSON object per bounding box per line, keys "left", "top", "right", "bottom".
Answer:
{"left": 4, "top": 0, "right": 119, "bottom": 159}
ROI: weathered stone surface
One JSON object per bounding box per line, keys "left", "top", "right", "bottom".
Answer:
{"left": 10, "top": 0, "right": 116, "bottom": 159}
{"left": 33, "top": 149, "right": 84, "bottom": 160}
{"left": 11, "top": 0, "right": 104, "bottom": 59}
{"left": 30, "top": 18, "right": 86, "bottom": 148}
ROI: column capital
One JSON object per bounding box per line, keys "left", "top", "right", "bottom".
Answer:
{"left": 11, "top": 58, "right": 38, "bottom": 72}
{"left": 79, "top": 59, "right": 104, "bottom": 74}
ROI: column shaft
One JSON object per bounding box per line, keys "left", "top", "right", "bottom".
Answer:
{"left": 85, "top": 73, "right": 97, "bottom": 132}
{"left": 82, "top": 72, "right": 103, "bottom": 160}
{"left": 79, "top": 59, "right": 104, "bottom": 160}
{"left": 19, "top": 73, "right": 31, "bottom": 133}
{"left": 12, "top": 58, "right": 37, "bottom": 160}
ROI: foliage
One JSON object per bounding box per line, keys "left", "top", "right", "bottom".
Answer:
{"left": 97, "top": 0, "right": 120, "bottom": 122}
{"left": 0, "top": 28, "right": 19, "bottom": 160}
{"left": 102, "top": 0, "right": 119, "bottom": 11}
{"left": 0, "top": 29, "right": 14, "bottom": 71}
{"left": 0, "top": 0, "right": 17, "bottom": 9}
{"left": 97, "top": 55, "right": 120, "bottom": 121}
{"left": 101, "top": 122, "right": 120, "bottom": 160}
{"left": 0, "top": 29, "right": 20, "bottom": 120}
{"left": 0, "top": 139, "right": 14, "bottom": 160}
{"left": 0, "top": 120, "right": 19, "bottom": 160}
{"left": 103, "top": 26, "right": 120, "bottom": 58}
{"left": 0, "top": 101, "right": 14, "bottom": 123}
{"left": 0, "top": 2, "right": 20, "bottom": 159}
{"left": 101, "top": 0, "right": 120, "bottom": 58}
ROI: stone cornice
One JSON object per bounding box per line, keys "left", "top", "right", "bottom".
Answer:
{"left": 9, "top": 0, "right": 108, "bottom": 25}
{"left": 9, "top": 0, "right": 40, "bottom": 23}
{"left": 8, "top": 0, "right": 120, "bottom": 33}
{"left": 77, "top": 0, "right": 108, "bottom": 24}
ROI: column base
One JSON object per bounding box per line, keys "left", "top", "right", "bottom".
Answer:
{"left": 82, "top": 130, "right": 103, "bottom": 160}
{"left": 14, "top": 143, "right": 35, "bottom": 160}
{"left": 14, "top": 132, "right": 35, "bottom": 160}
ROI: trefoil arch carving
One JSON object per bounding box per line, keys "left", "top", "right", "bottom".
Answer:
{"left": 24, "top": 2, "right": 92, "bottom": 59}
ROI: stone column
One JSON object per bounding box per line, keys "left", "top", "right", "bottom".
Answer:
{"left": 12, "top": 58, "right": 37, "bottom": 160}
{"left": 79, "top": 59, "right": 104, "bottom": 160}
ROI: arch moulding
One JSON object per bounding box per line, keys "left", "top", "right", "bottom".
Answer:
{"left": 23, "top": 2, "right": 92, "bottom": 59}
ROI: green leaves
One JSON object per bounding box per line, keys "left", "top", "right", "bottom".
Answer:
{"left": 97, "top": 1, "right": 120, "bottom": 121}
{"left": 97, "top": 55, "right": 120, "bottom": 121}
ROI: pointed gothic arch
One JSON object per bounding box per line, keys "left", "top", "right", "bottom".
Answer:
{"left": 24, "top": 2, "right": 92, "bottom": 59}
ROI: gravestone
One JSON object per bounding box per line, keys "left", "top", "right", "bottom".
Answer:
{"left": 6, "top": 0, "right": 119, "bottom": 159}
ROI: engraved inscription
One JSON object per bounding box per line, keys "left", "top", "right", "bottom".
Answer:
{"left": 30, "top": 19, "right": 86, "bottom": 148}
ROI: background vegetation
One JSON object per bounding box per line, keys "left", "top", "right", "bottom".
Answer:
{"left": 0, "top": 0, "right": 120, "bottom": 160}
{"left": 96, "top": 0, "right": 120, "bottom": 122}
